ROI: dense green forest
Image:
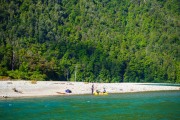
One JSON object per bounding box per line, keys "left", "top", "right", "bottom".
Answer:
{"left": 0, "top": 0, "right": 179, "bottom": 83}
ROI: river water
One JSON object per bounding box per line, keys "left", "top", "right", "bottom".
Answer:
{"left": 0, "top": 91, "right": 180, "bottom": 120}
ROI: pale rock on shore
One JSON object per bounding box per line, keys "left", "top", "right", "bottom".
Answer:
{"left": 0, "top": 81, "right": 179, "bottom": 98}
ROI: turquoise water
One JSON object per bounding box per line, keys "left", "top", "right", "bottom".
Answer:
{"left": 0, "top": 91, "right": 180, "bottom": 120}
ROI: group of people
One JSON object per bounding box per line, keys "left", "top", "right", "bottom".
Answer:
{"left": 91, "top": 84, "right": 106, "bottom": 94}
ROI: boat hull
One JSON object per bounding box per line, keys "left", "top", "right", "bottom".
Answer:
{"left": 93, "top": 92, "right": 108, "bottom": 95}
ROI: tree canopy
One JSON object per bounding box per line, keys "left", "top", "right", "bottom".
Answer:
{"left": 0, "top": 0, "right": 179, "bottom": 83}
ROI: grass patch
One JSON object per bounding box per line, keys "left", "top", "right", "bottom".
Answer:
{"left": 0, "top": 76, "right": 11, "bottom": 80}
{"left": 31, "top": 80, "right": 37, "bottom": 84}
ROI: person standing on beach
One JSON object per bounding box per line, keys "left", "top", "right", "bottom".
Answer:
{"left": 91, "top": 84, "right": 94, "bottom": 94}
{"left": 103, "top": 87, "right": 106, "bottom": 93}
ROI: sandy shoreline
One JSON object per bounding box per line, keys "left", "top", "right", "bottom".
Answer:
{"left": 0, "top": 81, "right": 179, "bottom": 99}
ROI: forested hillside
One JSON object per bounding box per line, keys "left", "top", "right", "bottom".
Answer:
{"left": 0, "top": 0, "right": 179, "bottom": 83}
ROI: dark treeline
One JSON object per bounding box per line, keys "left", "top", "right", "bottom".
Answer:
{"left": 0, "top": 0, "right": 179, "bottom": 83}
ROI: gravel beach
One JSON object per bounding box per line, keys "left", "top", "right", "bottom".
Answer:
{"left": 0, "top": 81, "right": 179, "bottom": 98}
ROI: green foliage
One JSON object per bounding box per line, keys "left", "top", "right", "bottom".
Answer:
{"left": 7, "top": 70, "right": 29, "bottom": 80}
{"left": 29, "top": 71, "right": 47, "bottom": 81}
{"left": 0, "top": 0, "right": 179, "bottom": 83}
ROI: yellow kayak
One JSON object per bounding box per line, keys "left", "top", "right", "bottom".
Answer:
{"left": 93, "top": 92, "right": 108, "bottom": 95}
